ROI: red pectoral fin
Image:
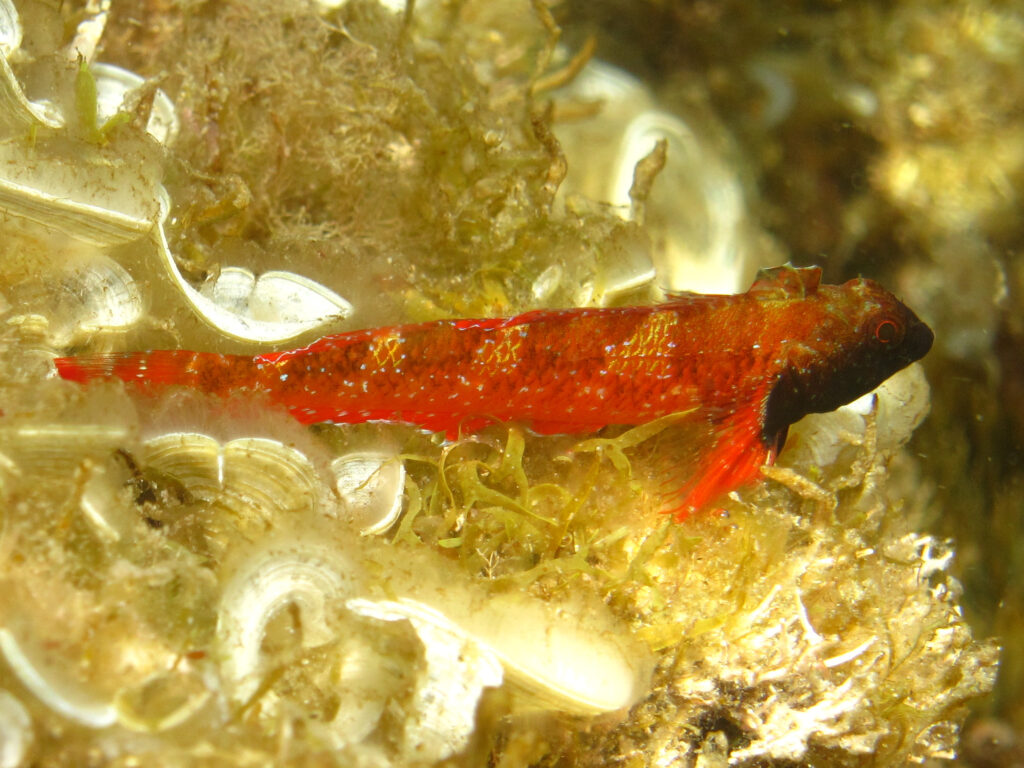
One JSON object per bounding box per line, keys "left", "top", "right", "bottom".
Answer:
{"left": 668, "top": 404, "right": 777, "bottom": 521}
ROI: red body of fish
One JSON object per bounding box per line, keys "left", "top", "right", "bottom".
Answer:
{"left": 54, "top": 266, "right": 933, "bottom": 517}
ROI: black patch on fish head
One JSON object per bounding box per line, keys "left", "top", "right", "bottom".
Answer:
{"left": 762, "top": 279, "right": 933, "bottom": 444}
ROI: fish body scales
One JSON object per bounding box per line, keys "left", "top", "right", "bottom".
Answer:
{"left": 258, "top": 303, "right": 765, "bottom": 435}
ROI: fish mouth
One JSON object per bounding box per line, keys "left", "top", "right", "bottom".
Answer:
{"left": 903, "top": 316, "right": 934, "bottom": 363}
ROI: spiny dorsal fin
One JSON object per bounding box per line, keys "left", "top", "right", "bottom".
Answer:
{"left": 661, "top": 264, "right": 822, "bottom": 303}
{"left": 748, "top": 264, "right": 822, "bottom": 300}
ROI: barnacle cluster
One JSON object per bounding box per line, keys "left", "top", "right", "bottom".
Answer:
{"left": 0, "top": 0, "right": 1002, "bottom": 766}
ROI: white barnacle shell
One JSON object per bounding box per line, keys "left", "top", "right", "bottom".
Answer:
{"left": 331, "top": 451, "right": 405, "bottom": 535}
{"left": 68, "top": 256, "right": 143, "bottom": 335}
{"left": 216, "top": 541, "right": 360, "bottom": 704}
{"left": 0, "top": 0, "right": 20, "bottom": 53}
{"left": 30, "top": 255, "right": 144, "bottom": 347}
{"left": 317, "top": 0, "right": 406, "bottom": 11}
{"left": 216, "top": 542, "right": 504, "bottom": 757}
{"left": 346, "top": 597, "right": 504, "bottom": 763}
{"left": 369, "top": 579, "right": 654, "bottom": 717}
{"left": 0, "top": 422, "right": 132, "bottom": 475}
{"left": 140, "top": 433, "right": 327, "bottom": 523}
{"left": 197, "top": 266, "right": 353, "bottom": 339}
{"left": 615, "top": 108, "right": 746, "bottom": 294}
{"left": 455, "top": 591, "right": 651, "bottom": 715}
{"left": 151, "top": 195, "right": 352, "bottom": 345}
{"left": 141, "top": 432, "right": 221, "bottom": 494}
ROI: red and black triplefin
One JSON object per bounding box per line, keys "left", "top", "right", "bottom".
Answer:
{"left": 54, "top": 265, "right": 933, "bottom": 518}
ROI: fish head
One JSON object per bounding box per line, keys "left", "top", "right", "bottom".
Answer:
{"left": 763, "top": 278, "right": 933, "bottom": 439}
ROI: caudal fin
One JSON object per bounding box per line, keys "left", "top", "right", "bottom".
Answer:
{"left": 54, "top": 350, "right": 205, "bottom": 387}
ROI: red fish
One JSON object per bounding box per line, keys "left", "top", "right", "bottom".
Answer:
{"left": 54, "top": 266, "right": 933, "bottom": 517}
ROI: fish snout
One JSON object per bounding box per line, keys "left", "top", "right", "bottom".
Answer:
{"left": 902, "top": 314, "right": 934, "bottom": 363}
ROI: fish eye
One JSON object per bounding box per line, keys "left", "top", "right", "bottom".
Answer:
{"left": 874, "top": 318, "right": 900, "bottom": 344}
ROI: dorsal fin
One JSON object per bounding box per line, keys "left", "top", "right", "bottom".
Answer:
{"left": 661, "top": 264, "right": 822, "bottom": 303}
{"left": 661, "top": 289, "right": 702, "bottom": 301}
{"left": 748, "top": 265, "right": 822, "bottom": 300}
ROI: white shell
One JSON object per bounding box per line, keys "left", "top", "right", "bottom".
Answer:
{"left": 317, "top": 0, "right": 405, "bottom": 10}
{"left": 0, "top": 628, "right": 117, "bottom": 728}
{"left": 0, "top": 141, "right": 158, "bottom": 246}
{"left": 66, "top": 0, "right": 108, "bottom": 63}
{"left": 141, "top": 432, "right": 221, "bottom": 494}
{"left": 363, "top": 586, "right": 652, "bottom": 716}
{"left": 37, "top": 255, "right": 144, "bottom": 346}
{"left": 90, "top": 62, "right": 179, "bottom": 146}
{"left": 153, "top": 194, "right": 353, "bottom": 344}
{"left": 141, "top": 433, "right": 325, "bottom": 520}
{"left": 217, "top": 543, "right": 358, "bottom": 703}
{"left": 466, "top": 594, "right": 649, "bottom": 714}
{"left": 786, "top": 364, "right": 932, "bottom": 468}
{"left": 614, "top": 109, "right": 745, "bottom": 294}
{"left": 1, "top": 423, "right": 132, "bottom": 474}
{"left": 0, "top": 691, "right": 32, "bottom": 768}
{"left": 0, "top": 0, "right": 21, "bottom": 53}
{"left": 347, "top": 597, "right": 504, "bottom": 762}
{"left": 72, "top": 257, "right": 144, "bottom": 333}
{"left": 216, "top": 546, "right": 506, "bottom": 758}
{"left": 331, "top": 451, "right": 405, "bottom": 535}
{"left": 199, "top": 266, "right": 353, "bottom": 332}
{"left": 553, "top": 60, "right": 750, "bottom": 296}
{"left": 0, "top": 0, "right": 63, "bottom": 129}
{"left": 531, "top": 264, "right": 563, "bottom": 301}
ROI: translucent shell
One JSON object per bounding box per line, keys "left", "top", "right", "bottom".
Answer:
{"left": 0, "top": 0, "right": 63, "bottom": 129}
{"left": 216, "top": 542, "right": 360, "bottom": 704}
{"left": 331, "top": 451, "right": 405, "bottom": 534}
{"left": 0, "top": 0, "right": 20, "bottom": 52}
{"left": 785, "top": 364, "right": 932, "bottom": 468}
{"left": 0, "top": 629, "right": 117, "bottom": 729}
{"left": 140, "top": 432, "right": 327, "bottom": 522}
{"left": 0, "top": 0, "right": 352, "bottom": 348}
{"left": 0, "top": 141, "right": 162, "bottom": 247}
{"left": 214, "top": 543, "right": 502, "bottom": 761}
{"left": 348, "top": 593, "right": 651, "bottom": 717}
{"left": 19, "top": 255, "right": 147, "bottom": 347}
{"left": 195, "top": 264, "right": 354, "bottom": 344}
{"left": 90, "top": 62, "right": 179, "bottom": 145}
{"left": 68, "top": 257, "right": 144, "bottom": 335}
{"left": 346, "top": 597, "right": 504, "bottom": 760}
{"left": 553, "top": 59, "right": 753, "bottom": 296}
{"left": 0, "top": 690, "right": 32, "bottom": 767}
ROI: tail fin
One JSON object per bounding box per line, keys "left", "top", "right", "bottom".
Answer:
{"left": 54, "top": 350, "right": 206, "bottom": 387}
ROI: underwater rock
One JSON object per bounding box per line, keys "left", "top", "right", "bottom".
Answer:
{"left": 0, "top": 0, "right": 999, "bottom": 766}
